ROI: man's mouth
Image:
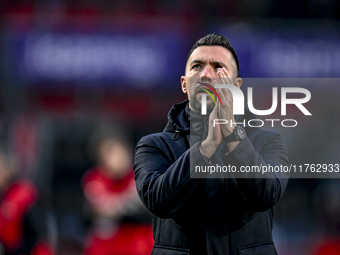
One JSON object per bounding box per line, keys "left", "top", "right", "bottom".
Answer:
{"left": 197, "top": 82, "right": 214, "bottom": 93}
{"left": 196, "top": 82, "right": 223, "bottom": 106}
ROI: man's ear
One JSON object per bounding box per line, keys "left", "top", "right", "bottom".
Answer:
{"left": 234, "top": 77, "right": 242, "bottom": 88}
{"left": 181, "top": 76, "right": 187, "bottom": 94}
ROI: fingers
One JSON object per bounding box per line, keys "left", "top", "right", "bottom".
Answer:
{"left": 217, "top": 67, "right": 232, "bottom": 85}
{"left": 215, "top": 68, "right": 234, "bottom": 123}
{"left": 214, "top": 67, "right": 236, "bottom": 137}
{"left": 203, "top": 102, "right": 222, "bottom": 151}
{"left": 216, "top": 67, "right": 233, "bottom": 105}
{"left": 209, "top": 100, "right": 219, "bottom": 121}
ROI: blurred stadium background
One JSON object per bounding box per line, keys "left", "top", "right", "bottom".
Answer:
{"left": 0, "top": 1, "right": 340, "bottom": 254}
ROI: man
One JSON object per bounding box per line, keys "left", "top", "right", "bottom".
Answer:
{"left": 82, "top": 126, "right": 153, "bottom": 255}
{"left": 134, "top": 33, "right": 289, "bottom": 255}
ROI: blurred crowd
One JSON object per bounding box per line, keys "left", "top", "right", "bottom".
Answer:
{"left": 0, "top": 121, "right": 154, "bottom": 255}
{"left": 0, "top": 145, "right": 53, "bottom": 254}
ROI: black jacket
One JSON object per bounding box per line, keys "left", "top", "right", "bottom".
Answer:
{"left": 134, "top": 100, "right": 289, "bottom": 255}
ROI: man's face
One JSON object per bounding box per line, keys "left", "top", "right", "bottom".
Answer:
{"left": 99, "top": 140, "right": 132, "bottom": 179}
{"left": 181, "top": 46, "right": 240, "bottom": 113}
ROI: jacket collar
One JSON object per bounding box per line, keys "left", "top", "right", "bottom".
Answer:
{"left": 163, "top": 100, "right": 190, "bottom": 133}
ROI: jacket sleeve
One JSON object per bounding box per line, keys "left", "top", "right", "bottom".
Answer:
{"left": 223, "top": 130, "right": 289, "bottom": 212}
{"left": 134, "top": 135, "right": 205, "bottom": 218}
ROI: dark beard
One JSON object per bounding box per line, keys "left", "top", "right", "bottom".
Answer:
{"left": 189, "top": 93, "right": 215, "bottom": 114}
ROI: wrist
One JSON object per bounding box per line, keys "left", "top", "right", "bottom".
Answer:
{"left": 221, "top": 122, "right": 237, "bottom": 137}
{"left": 200, "top": 140, "right": 219, "bottom": 158}
{"left": 223, "top": 126, "right": 246, "bottom": 144}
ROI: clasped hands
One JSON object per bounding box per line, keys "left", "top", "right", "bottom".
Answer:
{"left": 199, "top": 67, "right": 240, "bottom": 158}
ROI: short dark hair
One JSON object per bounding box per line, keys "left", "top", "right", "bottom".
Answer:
{"left": 187, "top": 33, "right": 239, "bottom": 77}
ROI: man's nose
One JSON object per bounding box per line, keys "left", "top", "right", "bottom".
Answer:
{"left": 200, "top": 65, "right": 214, "bottom": 83}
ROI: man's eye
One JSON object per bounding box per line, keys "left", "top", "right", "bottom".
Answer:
{"left": 214, "top": 65, "right": 222, "bottom": 71}
{"left": 192, "top": 64, "right": 201, "bottom": 69}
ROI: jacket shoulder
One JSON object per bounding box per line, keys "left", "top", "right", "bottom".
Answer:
{"left": 137, "top": 131, "right": 181, "bottom": 147}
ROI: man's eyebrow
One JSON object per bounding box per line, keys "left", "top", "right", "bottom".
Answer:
{"left": 209, "top": 60, "right": 227, "bottom": 68}
{"left": 189, "top": 59, "right": 205, "bottom": 66}
{"left": 189, "top": 59, "right": 227, "bottom": 67}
